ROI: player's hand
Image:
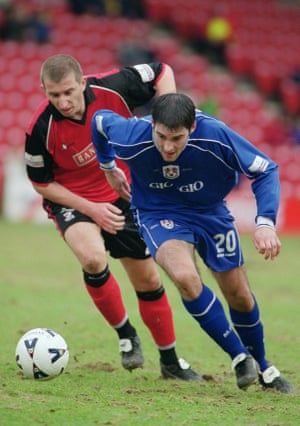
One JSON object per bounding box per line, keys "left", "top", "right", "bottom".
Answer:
{"left": 253, "top": 227, "right": 281, "bottom": 260}
{"left": 88, "top": 202, "right": 125, "bottom": 234}
{"left": 104, "top": 168, "right": 131, "bottom": 202}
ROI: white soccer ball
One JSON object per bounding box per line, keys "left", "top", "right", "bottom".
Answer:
{"left": 15, "top": 328, "right": 69, "bottom": 380}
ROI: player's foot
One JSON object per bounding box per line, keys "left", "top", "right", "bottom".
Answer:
{"left": 119, "top": 335, "right": 144, "bottom": 371}
{"left": 232, "top": 353, "right": 258, "bottom": 390}
{"left": 160, "top": 358, "right": 203, "bottom": 381}
{"left": 259, "top": 366, "right": 294, "bottom": 393}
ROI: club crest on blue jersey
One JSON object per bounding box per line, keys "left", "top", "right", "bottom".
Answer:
{"left": 162, "top": 165, "right": 180, "bottom": 179}
{"left": 160, "top": 219, "right": 174, "bottom": 229}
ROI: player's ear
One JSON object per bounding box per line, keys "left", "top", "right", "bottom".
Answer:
{"left": 190, "top": 120, "right": 197, "bottom": 133}
{"left": 82, "top": 77, "right": 87, "bottom": 90}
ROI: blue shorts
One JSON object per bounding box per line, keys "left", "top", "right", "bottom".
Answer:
{"left": 133, "top": 204, "right": 244, "bottom": 272}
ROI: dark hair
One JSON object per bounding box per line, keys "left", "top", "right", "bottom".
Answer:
{"left": 151, "top": 93, "right": 196, "bottom": 130}
{"left": 40, "top": 54, "right": 83, "bottom": 86}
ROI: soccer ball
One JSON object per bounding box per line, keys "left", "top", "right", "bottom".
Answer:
{"left": 15, "top": 328, "right": 69, "bottom": 380}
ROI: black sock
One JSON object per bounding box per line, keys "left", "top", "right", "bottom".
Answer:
{"left": 115, "top": 319, "right": 137, "bottom": 339}
{"left": 159, "top": 348, "right": 179, "bottom": 366}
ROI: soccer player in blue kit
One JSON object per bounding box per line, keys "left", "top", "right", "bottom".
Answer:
{"left": 91, "top": 93, "right": 294, "bottom": 393}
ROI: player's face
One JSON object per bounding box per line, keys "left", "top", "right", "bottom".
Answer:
{"left": 153, "top": 123, "right": 191, "bottom": 162}
{"left": 42, "top": 72, "right": 86, "bottom": 120}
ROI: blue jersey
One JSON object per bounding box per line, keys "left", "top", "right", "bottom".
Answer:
{"left": 92, "top": 109, "right": 280, "bottom": 223}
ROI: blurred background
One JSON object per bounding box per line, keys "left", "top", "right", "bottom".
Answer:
{"left": 0, "top": 0, "right": 299, "bottom": 232}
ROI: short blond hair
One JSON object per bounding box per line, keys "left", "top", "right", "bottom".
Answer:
{"left": 40, "top": 54, "right": 83, "bottom": 86}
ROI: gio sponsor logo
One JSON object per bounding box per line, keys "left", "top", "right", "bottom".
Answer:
{"left": 150, "top": 181, "right": 173, "bottom": 189}
{"left": 149, "top": 180, "right": 204, "bottom": 192}
{"left": 178, "top": 181, "right": 204, "bottom": 192}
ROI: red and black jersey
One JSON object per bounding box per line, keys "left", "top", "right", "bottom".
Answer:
{"left": 25, "top": 63, "right": 165, "bottom": 202}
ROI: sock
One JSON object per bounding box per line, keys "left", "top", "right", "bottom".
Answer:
{"left": 84, "top": 266, "right": 134, "bottom": 335}
{"left": 230, "top": 297, "right": 268, "bottom": 371}
{"left": 114, "top": 318, "right": 137, "bottom": 340}
{"left": 137, "top": 287, "right": 178, "bottom": 366}
{"left": 137, "top": 287, "right": 176, "bottom": 350}
{"left": 158, "top": 347, "right": 180, "bottom": 366}
{"left": 182, "top": 284, "right": 248, "bottom": 360}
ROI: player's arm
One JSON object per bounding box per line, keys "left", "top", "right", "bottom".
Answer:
{"left": 96, "top": 63, "right": 176, "bottom": 110}
{"left": 217, "top": 123, "right": 281, "bottom": 260}
{"left": 241, "top": 151, "right": 281, "bottom": 260}
{"left": 25, "top": 131, "right": 125, "bottom": 234}
{"left": 154, "top": 63, "right": 176, "bottom": 95}
{"left": 32, "top": 181, "right": 125, "bottom": 234}
{"left": 241, "top": 149, "right": 281, "bottom": 260}
{"left": 91, "top": 110, "right": 131, "bottom": 201}
{"left": 103, "top": 168, "right": 131, "bottom": 202}
{"left": 253, "top": 219, "right": 281, "bottom": 260}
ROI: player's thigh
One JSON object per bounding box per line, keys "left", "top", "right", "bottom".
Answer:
{"left": 64, "top": 221, "right": 107, "bottom": 269}
{"left": 120, "top": 256, "right": 161, "bottom": 292}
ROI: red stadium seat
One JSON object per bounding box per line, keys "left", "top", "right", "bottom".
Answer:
{"left": 0, "top": 110, "right": 15, "bottom": 129}
{"left": 253, "top": 62, "right": 279, "bottom": 96}
{"left": 280, "top": 79, "right": 300, "bottom": 116}
{"left": 225, "top": 44, "right": 250, "bottom": 76}
{"left": 142, "top": 0, "right": 170, "bottom": 21}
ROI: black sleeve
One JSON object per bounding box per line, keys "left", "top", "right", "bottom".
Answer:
{"left": 95, "top": 63, "right": 163, "bottom": 110}
{"left": 25, "top": 121, "right": 54, "bottom": 184}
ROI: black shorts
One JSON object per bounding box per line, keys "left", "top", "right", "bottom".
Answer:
{"left": 43, "top": 198, "right": 151, "bottom": 260}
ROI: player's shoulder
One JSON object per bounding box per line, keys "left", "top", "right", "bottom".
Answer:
{"left": 26, "top": 98, "right": 52, "bottom": 135}
{"left": 84, "top": 70, "right": 124, "bottom": 95}
{"left": 195, "top": 109, "right": 225, "bottom": 126}
{"left": 85, "top": 69, "right": 120, "bottom": 82}
{"left": 193, "top": 109, "right": 227, "bottom": 136}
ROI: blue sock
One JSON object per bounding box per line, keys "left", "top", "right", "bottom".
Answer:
{"left": 230, "top": 297, "right": 268, "bottom": 371}
{"left": 182, "top": 284, "right": 248, "bottom": 360}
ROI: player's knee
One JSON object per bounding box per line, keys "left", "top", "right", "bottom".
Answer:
{"left": 227, "top": 288, "right": 254, "bottom": 311}
{"left": 83, "top": 265, "right": 110, "bottom": 287}
{"left": 80, "top": 251, "right": 105, "bottom": 274}
{"left": 173, "top": 269, "right": 199, "bottom": 286}
{"left": 136, "top": 286, "right": 165, "bottom": 301}
{"left": 173, "top": 270, "right": 202, "bottom": 298}
{"left": 131, "top": 270, "right": 161, "bottom": 292}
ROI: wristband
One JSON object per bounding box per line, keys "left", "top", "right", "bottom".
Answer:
{"left": 256, "top": 216, "right": 275, "bottom": 231}
{"left": 100, "top": 160, "right": 116, "bottom": 171}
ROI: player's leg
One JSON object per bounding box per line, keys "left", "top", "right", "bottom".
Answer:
{"left": 65, "top": 221, "right": 144, "bottom": 370}
{"left": 154, "top": 237, "right": 257, "bottom": 390}
{"left": 103, "top": 199, "right": 201, "bottom": 380}
{"left": 136, "top": 212, "right": 258, "bottom": 389}
{"left": 64, "top": 221, "right": 125, "bottom": 324}
{"left": 213, "top": 266, "right": 294, "bottom": 393}
{"left": 199, "top": 207, "right": 294, "bottom": 394}
{"left": 120, "top": 256, "right": 201, "bottom": 380}
{"left": 198, "top": 215, "right": 293, "bottom": 393}
{"left": 119, "top": 256, "right": 175, "bottom": 350}
{"left": 48, "top": 203, "right": 144, "bottom": 371}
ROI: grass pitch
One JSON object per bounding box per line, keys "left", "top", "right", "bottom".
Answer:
{"left": 0, "top": 219, "right": 299, "bottom": 425}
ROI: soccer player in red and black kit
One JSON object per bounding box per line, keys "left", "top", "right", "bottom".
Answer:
{"left": 24, "top": 54, "right": 200, "bottom": 380}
